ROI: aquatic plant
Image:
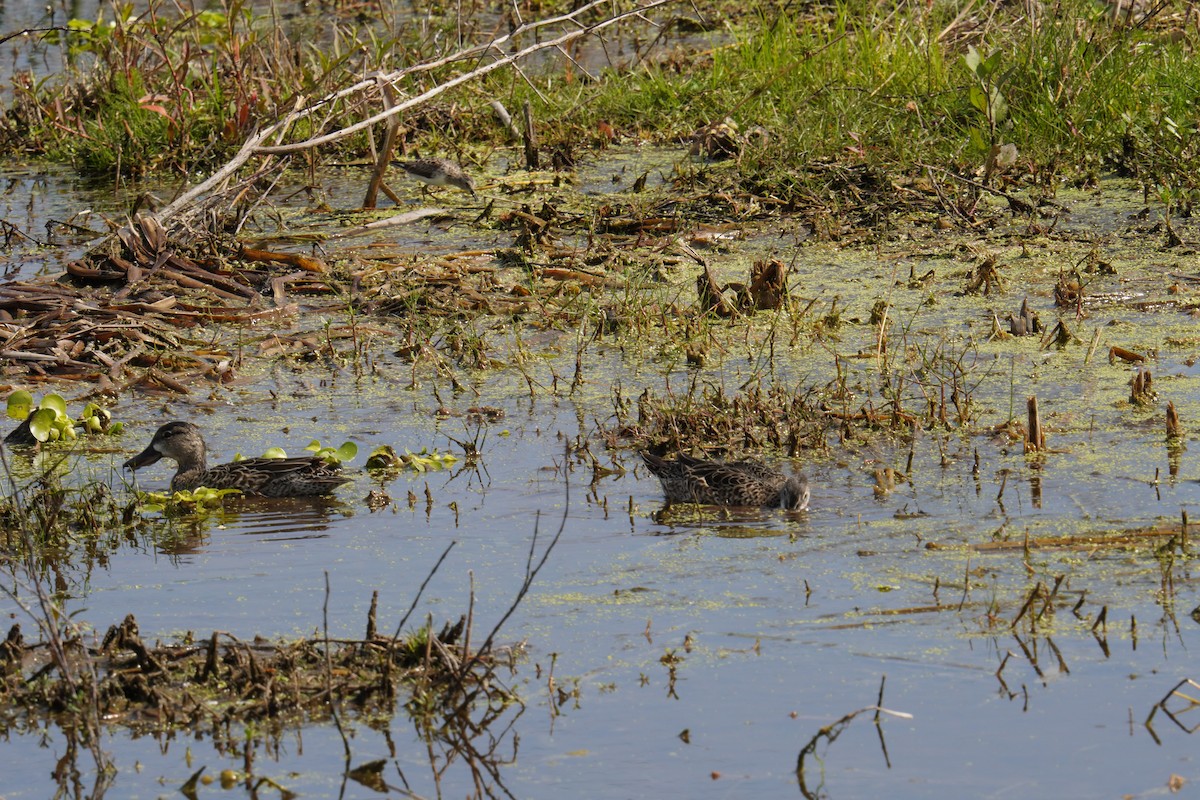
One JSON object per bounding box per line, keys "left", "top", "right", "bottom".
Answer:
{"left": 5, "top": 391, "right": 123, "bottom": 444}
{"left": 134, "top": 486, "right": 242, "bottom": 516}
{"left": 365, "top": 445, "right": 459, "bottom": 473}
{"left": 234, "top": 439, "right": 357, "bottom": 464}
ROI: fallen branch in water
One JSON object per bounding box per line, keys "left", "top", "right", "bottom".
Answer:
{"left": 149, "top": 0, "right": 680, "bottom": 240}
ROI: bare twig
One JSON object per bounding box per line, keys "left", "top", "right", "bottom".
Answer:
{"left": 148, "top": 0, "right": 678, "bottom": 237}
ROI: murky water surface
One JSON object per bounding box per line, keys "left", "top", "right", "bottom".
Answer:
{"left": 4, "top": 68, "right": 1200, "bottom": 800}
{"left": 2, "top": 164, "right": 1200, "bottom": 800}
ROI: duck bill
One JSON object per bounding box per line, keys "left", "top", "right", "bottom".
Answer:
{"left": 123, "top": 445, "right": 163, "bottom": 471}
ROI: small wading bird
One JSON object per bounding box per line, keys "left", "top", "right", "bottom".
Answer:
{"left": 124, "top": 421, "right": 350, "bottom": 497}
{"left": 641, "top": 452, "right": 810, "bottom": 510}
{"left": 396, "top": 157, "right": 476, "bottom": 197}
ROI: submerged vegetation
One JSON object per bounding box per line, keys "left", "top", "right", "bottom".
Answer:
{"left": 3, "top": 0, "right": 1200, "bottom": 796}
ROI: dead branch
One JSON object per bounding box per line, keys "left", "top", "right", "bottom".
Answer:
{"left": 150, "top": 0, "right": 679, "bottom": 236}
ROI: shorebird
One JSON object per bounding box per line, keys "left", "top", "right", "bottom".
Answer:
{"left": 641, "top": 452, "right": 810, "bottom": 510}
{"left": 396, "top": 157, "right": 476, "bottom": 197}
{"left": 124, "top": 421, "right": 350, "bottom": 497}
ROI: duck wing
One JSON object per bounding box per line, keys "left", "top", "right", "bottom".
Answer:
{"left": 197, "top": 457, "right": 349, "bottom": 497}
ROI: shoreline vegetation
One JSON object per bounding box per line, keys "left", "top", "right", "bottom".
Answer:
{"left": 3, "top": 1, "right": 1197, "bottom": 198}
{"left": 3, "top": 0, "right": 1200, "bottom": 795}
{"left": 0, "top": 1, "right": 1195, "bottom": 383}
{"left": 0, "top": 1, "right": 1193, "bottom": 434}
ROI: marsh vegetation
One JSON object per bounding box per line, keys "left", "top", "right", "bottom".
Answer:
{"left": 3, "top": 0, "right": 1200, "bottom": 797}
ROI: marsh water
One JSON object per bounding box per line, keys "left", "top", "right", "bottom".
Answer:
{"left": 2, "top": 150, "right": 1200, "bottom": 800}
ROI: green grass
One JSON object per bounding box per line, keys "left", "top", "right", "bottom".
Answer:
{"left": 493, "top": 0, "right": 1200, "bottom": 203}
{"left": 5, "top": 0, "right": 1200, "bottom": 204}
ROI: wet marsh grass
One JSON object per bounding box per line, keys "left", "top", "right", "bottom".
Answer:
{"left": 5, "top": 1, "right": 1200, "bottom": 792}
{"left": 6, "top": 0, "right": 1199, "bottom": 203}
{"left": 510, "top": 0, "right": 1200, "bottom": 214}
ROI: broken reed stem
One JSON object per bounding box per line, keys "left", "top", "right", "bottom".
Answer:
{"left": 386, "top": 541, "right": 457, "bottom": 651}
{"left": 1166, "top": 401, "right": 1181, "bottom": 440}
{"left": 366, "top": 590, "right": 379, "bottom": 640}
{"left": 1011, "top": 583, "right": 1040, "bottom": 629}
{"left": 1024, "top": 395, "right": 1044, "bottom": 453}
{"left": 795, "top": 677, "right": 912, "bottom": 795}
{"left": 875, "top": 299, "right": 889, "bottom": 362}
{"left": 362, "top": 77, "right": 402, "bottom": 209}
{"left": 1084, "top": 327, "right": 1102, "bottom": 364}
{"left": 957, "top": 556, "right": 971, "bottom": 611}
{"left": 463, "top": 570, "right": 475, "bottom": 669}
{"left": 1131, "top": 368, "right": 1154, "bottom": 405}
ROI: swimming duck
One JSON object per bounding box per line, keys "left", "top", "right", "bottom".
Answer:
{"left": 124, "top": 421, "right": 350, "bottom": 497}
{"left": 641, "top": 452, "right": 810, "bottom": 510}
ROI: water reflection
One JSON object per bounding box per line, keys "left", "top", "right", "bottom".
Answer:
{"left": 648, "top": 504, "right": 811, "bottom": 538}
{"left": 23, "top": 662, "right": 527, "bottom": 800}
{"left": 151, "top": 495, "right": 352, "bottom": 556}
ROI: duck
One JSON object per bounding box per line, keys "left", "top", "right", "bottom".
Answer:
{"left": 123, "top": 421, "right": 350, "bottom": 497}
{"left": 641, "top": 452, "right": 810, "bottom": 510}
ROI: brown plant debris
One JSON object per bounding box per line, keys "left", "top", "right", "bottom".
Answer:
{"left": 611, "top": 383, "right": 829, "bottom": 457}
{"left": 965, "top": 255, "right": 1003, "bottom": 295}
{"left": 748, "top": 258, "right": 789, "bottom": 310}
{"left": 1109, "top": 345, "right": 1146, "bottom": 364}
{"left": 1024, "top": 395, "right": 1044, "bottom": 453}
{"left": 1167, "top": 401, "right": 1182, "bottom": 439}
{"left": 1054, "top": 268, "right": 1083, "bottom": 308}
{"left": 690, "top": 118, "right": 744, "bottom": 160}
{"left": 697, "top": 265, "right": 736, "bottom": 317}
{"left": 1131, "top": 368, "right": 1156, "bottom": 406}
{"left": 1145, "top": 678, "right": 1200, "bottom": 739}
{"left": 1042, "top": 319, "right": 1077, "bottom": 349}
{"left": 1008, "top": 297, "right": 1040, "bottom": 336}
{"left": 959, "top": 525, "right": 1181, "bottom": 552}
{"left": 0, "top": 611, "right": 518, "bottom": 734}
{"left": 696, "top": 259, "right": 791, "bottom": 318}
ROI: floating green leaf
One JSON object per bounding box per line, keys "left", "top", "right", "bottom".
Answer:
{"left": 137, "top": 487, "right": 241, "bottom": 516}
{"left": 80, "top": 403, "right": 112, "bottom": 435}
{"left": 41, "top": 394, "right": 68, "bottom": 419}
{"left": 304, "top": 439, "right": 358, "bottom": 464}
{"left": 365, "top": 444, "right": 456, "bottom": 473}
{"left": 28, "top": 408, "right": 58, "bottom": 442}
{"left": 6, "top": 390, "right": 33, "bottom": 421}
